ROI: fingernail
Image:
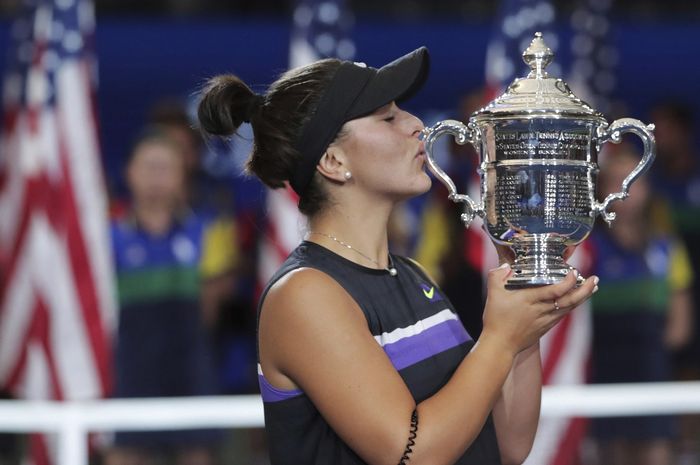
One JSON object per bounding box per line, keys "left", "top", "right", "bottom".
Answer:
{"left": 593, "top": 276, "right": 600, "bottom": 286}
{"left": 573, "top": 269, "right": 579, "bottom": 278}
{"left": 498, "top": 262, "right": 510, "bottom": 269}
{"left": 593, "top": 285, "right": 599, "bottom": 293}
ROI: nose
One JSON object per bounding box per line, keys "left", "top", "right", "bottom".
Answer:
{"left": 394, "top": 104, "right": 424, "bottom": 137}
{"left": 408, "top": 113, "right": 425, "bottom": 138}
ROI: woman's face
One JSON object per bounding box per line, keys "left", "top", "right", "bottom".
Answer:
{"left": 331, "top": 102, "right": 431, "bottom": 200}
{"left": 127, "top": 140, "right": 185, "bottom": 207}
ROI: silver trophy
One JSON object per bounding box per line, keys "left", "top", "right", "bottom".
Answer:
{"left": 421, "top": 32, "right": 655, "bottom": 288}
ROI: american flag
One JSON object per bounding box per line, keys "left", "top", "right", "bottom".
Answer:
{"left": 481, "top": 2, "right": 593, "bottom": 465}
{"left": 0, "top": 0, "right": 115, "bottom": 462}
{"left": 258, "top": 0, "right": 355, "bottom": 285}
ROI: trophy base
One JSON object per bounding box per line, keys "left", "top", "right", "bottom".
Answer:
{"left": 505, "top": 235, "right": 584, "bottom": 289}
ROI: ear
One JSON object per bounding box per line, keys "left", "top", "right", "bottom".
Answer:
{"left": 316, "top": 146, "right": 350, "bottom": 183}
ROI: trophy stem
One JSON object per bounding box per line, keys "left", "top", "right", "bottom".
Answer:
{"left": 506, "top": 235, "right": 575, "bottom": 289}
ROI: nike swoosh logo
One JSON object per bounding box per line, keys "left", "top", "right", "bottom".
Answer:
{"left": 423, "top": 286, "right": 435, "bottom": 299}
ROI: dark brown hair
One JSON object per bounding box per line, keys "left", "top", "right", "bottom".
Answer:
{"left": 197, "top": 60, "right": 342, "bottom": 216}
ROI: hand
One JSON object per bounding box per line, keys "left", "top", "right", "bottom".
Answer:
{"left": 481, "top": 263, "right": 598, "bottom": 355}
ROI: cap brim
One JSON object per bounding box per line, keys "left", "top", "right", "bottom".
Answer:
{"left": 346, "top": 47, "right": 430, "bottom": 120}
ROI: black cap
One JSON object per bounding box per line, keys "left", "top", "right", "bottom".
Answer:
{"left": 290, "top": 47, "right": 430, "bottom": 196}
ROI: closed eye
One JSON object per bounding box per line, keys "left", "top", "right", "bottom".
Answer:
{"left": 383, "top": 116, "right": 395, "bottom": 122}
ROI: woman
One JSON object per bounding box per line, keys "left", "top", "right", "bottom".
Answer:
{"left": 198, "top": 47, "right": 598, "bottom": 465}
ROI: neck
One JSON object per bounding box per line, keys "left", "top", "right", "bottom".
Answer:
{"left": 133, "top": 201, "right": 177, "bottom": 236}
{"left": 307, "top": 200, "right": 393, "bottom": 269}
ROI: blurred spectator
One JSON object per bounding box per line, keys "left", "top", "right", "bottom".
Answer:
{"left": 587, "top": 146, "right": 694, "bottom": 465}
{"left": 105, "top": 128, "right": 232, "bottom": 465}
{"left": 649, "top": 102, "right": 700, "bottom": 363}
{"left": 649, "top": 100, "right": 700, "bottom": 463}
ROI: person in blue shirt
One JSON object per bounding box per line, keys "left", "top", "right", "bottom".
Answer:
{"left": 106, "top": 128, "right": 233, "bottom": 465}
{"left": 588, "top": 146, "right": 693, "bottom": 465}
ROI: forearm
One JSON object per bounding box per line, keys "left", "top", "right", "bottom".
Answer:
{"left": 408, "top": 335, "right": 517, "bottom": 465}
{"left": 492, "top": 343, "right": 542, "bottom": 465}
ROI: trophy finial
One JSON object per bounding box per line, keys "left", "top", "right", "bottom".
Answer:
{"left": 522, "top": 32, "right": 553, "bottom": 77}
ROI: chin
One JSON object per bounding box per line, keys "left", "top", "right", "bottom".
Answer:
{"left": 418, "top": 172, "right": 433, "bottom": 191}
{"left": 405, "top": 173, "right": 432, "bottom": 197}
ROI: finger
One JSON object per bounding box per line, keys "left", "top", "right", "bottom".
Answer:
{"left": 489, "top": 238, "right": 515, "bottom": 265}
{"left": 485, "top": 263, "right": 513, "bottom": 293}
{"left": 536, "top": 297, "right": 573, "bottom": 315}
{"left": 554, "top": 275, "right": 599, "bottom": 309}
{"left": 523, "top": 269, "right": 579, "bottom": 303}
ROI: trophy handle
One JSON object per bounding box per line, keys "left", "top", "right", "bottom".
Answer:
{"left": 420, "top": 119, "right": 484, "bottom": 228}
{"left": 593, "top": 118, "right": 656, "bottom": 225}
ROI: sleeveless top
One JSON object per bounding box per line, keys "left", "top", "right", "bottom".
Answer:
{"left": 257, "top": 241, "right": 501, "bottom": 465}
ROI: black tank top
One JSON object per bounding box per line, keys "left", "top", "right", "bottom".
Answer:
{"left": 257, "top": 241, "right": 501, "bottom": 465}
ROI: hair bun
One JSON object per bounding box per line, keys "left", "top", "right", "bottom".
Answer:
{"left": 243, "top": 94, "right": 265, "bottom": 123}
{"left": 197, "top": 74, "right": 260, "bottom": 137}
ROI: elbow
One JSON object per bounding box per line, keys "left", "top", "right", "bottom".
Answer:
{"left": 373, "top": 427, "right": 446, "bottom": 465}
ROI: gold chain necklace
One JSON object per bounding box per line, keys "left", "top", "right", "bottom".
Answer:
{"left": 307, "top": 231, "right": 398, "bottom": 276}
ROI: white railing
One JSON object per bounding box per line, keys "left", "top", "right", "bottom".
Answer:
{"left": 1, "top": 382, "right": 700, "bottom": 465}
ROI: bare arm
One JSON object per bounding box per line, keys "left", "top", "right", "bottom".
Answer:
{"left": 492, "top": 343, "right": 542, "bottom": 465}
{"left": 488, "top": 244, "right": 585, "bottom": 464}
{"left": 259, "top": 266, "right": 596, "bottom": 465}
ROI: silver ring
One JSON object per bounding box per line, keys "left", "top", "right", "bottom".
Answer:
{"left": 554, "top": 300, "right": 560, "bottom": 311}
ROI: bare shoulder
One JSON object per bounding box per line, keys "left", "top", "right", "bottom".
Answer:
{"left": 258, "top": 267, "right": 369, "bottom": 387}
{"left": 262, "top": 266, "right": 365, "bottom": 326}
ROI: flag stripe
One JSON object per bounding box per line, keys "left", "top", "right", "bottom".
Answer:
{"left": 541, "top": 312, "right": 572, "bottom": 383}
{"left": 56, "top": 151, "right": 111, "bottom": 394}
{"left": 33, "top": 298, "right": 65, "bottom": 400}
{"left": 551, "top": 417, "right": 588, "bottom": 465}
{"left": 58, "top": 59, "right": 116, "bottom": 332}
{"left": 30, "top": 433, "right": 52, "bottom": 465}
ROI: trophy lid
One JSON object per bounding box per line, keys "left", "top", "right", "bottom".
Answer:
{"left": 471, "top": 32, "right": 606, "bottom": 123}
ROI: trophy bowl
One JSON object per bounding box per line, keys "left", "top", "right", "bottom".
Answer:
{"left": 421, "top": 33, "right": 655, "bottom": 289}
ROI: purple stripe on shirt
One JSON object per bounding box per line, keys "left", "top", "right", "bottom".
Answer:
{"left": 258, "top": 373, "right": 304, "bottom": 403}
{"left": 382, "top": 318, "right": 472, "bottom": 371}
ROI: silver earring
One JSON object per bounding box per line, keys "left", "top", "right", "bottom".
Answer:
{"left": 344, "top": 171, "right": 352, "bottom": 180}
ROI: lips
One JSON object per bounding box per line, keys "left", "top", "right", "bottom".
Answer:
{"left": 415, "top": 141, "right": 426, "bottom": 158}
